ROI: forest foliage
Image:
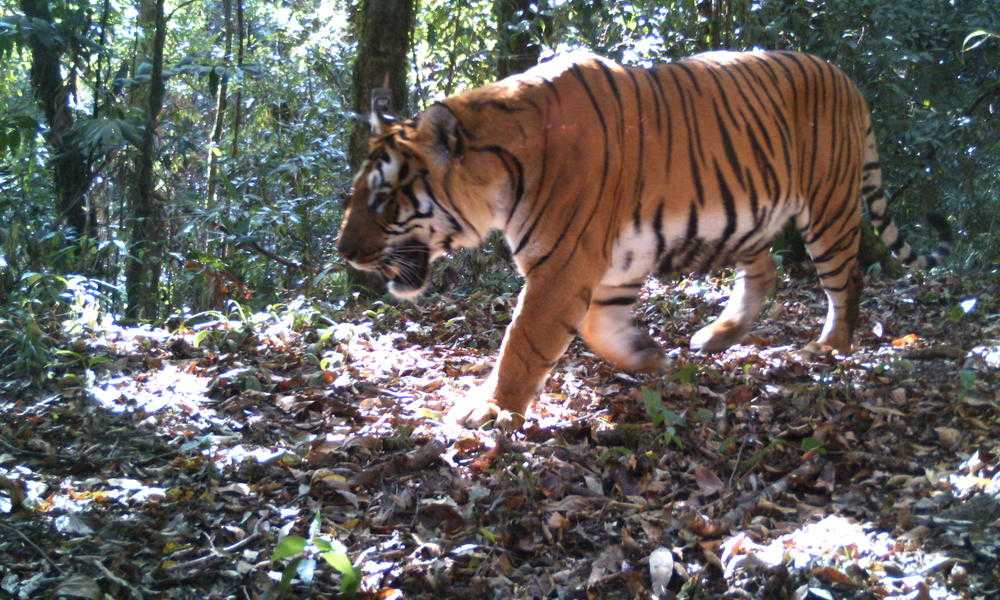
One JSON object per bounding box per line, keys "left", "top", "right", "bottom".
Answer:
{"left": 0, "top": 0, "right": 997, "bottom": 385}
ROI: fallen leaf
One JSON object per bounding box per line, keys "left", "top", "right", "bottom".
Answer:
{"left": 891, "top": 333, "right": 921, "bottom": 348}
{"left": 934, "top": 426, "right": 961, "bottom": 448}
{"left": 694, "top": 465, "right": 725, "bottom": 495}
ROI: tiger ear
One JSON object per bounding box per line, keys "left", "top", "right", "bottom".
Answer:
{"left": 419, "top": 103, "right": 465, "bottom": 162}
{"left": 369, "top": 87, "right": 396, "bottom": 135}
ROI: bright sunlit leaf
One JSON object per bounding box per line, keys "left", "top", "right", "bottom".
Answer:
{"left": 272, "top": 535, "right": 307, "bottom": 562}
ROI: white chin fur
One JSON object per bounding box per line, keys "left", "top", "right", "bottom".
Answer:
{"left": 387, "top": 280, "right": 428, "bottom": 299}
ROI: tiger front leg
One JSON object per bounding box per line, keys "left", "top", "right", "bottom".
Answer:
{"left": 449, "top": 279, "right": 591, "bottom": 428}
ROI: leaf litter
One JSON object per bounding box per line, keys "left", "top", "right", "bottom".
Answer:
{"left": 0, "top": 271, "right": 998, "bottom": 599}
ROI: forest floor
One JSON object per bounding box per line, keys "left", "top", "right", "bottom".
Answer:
{"left": 1, "top": 269, "right": 999, "bottom": 600}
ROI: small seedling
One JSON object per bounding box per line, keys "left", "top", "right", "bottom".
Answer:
{"left": 641, "top": 387, "right": 685, "bottom": 449}
{"left": 271, "top": 512, "right": 360, "bottom": 597}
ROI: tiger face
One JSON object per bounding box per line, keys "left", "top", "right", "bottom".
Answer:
{"left": 337, "top": 102, "right": 516, "bottom": 298}
{"left": 337, "top": 147, "right": 432, "bottom": 297}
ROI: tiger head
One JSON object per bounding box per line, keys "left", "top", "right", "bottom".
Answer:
{"left": 337, "top": 94, "right": 514, "bottom": 298}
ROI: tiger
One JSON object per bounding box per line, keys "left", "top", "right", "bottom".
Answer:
{"left": 336, "top": 50, "right": 951, "bottom": 427}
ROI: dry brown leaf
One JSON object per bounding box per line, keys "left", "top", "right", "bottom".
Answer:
{"left": 812, "top": 566, "right": 860, "bottom": 588}
{"left": 935, "top": 426, "right": 961, "bottom": 448}
{"left": 891, "top": 333, "right": 921, "bottom": 348}
{"left": 694, "top": 465, "right": 725, "bottom": 495}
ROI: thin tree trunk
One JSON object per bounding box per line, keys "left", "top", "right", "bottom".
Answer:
{"left": 124, "top": 0, "right": 167, "bottom": 321}
{"left": 230, "top": 0, "right": 245, "bottom": 158}
{"left": 494, "top": 0, "right": 542, "bottom": 79}
{"left": 93, "top": 0, "right": 112, "bottom": 119}
{"left": 205, "top": 0, "right": 233, "bottom": 214}
{"left": 18, "top": 0, "right": 93, "bottom": 239}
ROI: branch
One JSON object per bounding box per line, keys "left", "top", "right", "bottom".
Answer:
{"left": 0, "top": 521, "right": 65, "bottom": 575}
{"left": 237, "top": 237, "right": 306, "bottom": 271}
{"left": 213, "top": 222, "right": 308, "bottom": 272}
{"left": 708, "top": 457, "right": 827, "bottom": 534}
{"left": 166, "top": 0, "right": 198, "bottom": 22}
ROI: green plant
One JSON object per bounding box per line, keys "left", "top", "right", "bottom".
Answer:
{"left": 271, "top": 513, "right": 360, "bottom": 597}
{"left": 641, "top": 387, "right": 685, "bottom": 449}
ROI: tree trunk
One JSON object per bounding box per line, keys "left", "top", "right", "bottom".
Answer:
{"left": 19, "top": 0, "right": 93, "bottom": 238}
{"left": 348, "top": 0, "right": 415, "bottom": 171}
{"left": 205, "top": 0, "right": 233, "bottom": 214}
{"left": 494, "top": 0, "right": 542, "bottom": 79}
{"left": 124, "top": 0, "right": 167, "bottom": 321}
{"left": 230, "top": 0, "right": 245, "bottom": 158}
{"left": 347, "top": 0, "right": 415, "bottom": 295}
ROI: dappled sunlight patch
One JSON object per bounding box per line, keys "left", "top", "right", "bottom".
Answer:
{"left": 721, "top": 514, "right": 961, "bottom": 598}
{"left": 88, "top": 360, "right": 212, "bottom": 417}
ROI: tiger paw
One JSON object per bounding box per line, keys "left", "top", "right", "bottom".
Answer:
{"left": 446, "top": 398, "right": 524, "bottom": 430}
{"left": 690, "top": 320, "right": 747, "bottom": 353}
{"left": 797, "top": 340, "right": 850, "bottom": 360}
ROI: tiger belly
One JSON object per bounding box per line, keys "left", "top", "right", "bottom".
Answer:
{"left": 604, "top": 203, "right": 791, "bottom": 287}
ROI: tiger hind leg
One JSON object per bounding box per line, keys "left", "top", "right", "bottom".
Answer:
{"left": 580, "top": 284, "right": 664, "bottom": 372}
{"left": 690, "top": 250, "right": 776, "bottom": 353}
{"left": 800, "top": 214, "right": 864, "bottom": 355}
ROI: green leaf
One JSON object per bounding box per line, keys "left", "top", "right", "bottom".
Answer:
{"left": 479, "top": 526, "right": 498, "bottom": 543}
{"left": 272, "top": 535, "right": 307, "bottom": 562}
{"left": 641, "top": 387, "right": 664, "bottom": 427}
{"left": 320, "top": 550, "right": 359, "bottom": 595}
{"left": 312, "top": 537, "right": 333, "bottom": 552}
{"left": 192, "top": 330, "right": 210, "bottom": 348}
{"left": 959, "top": 369, "right": 976, "bottom": 392}
{"left": 277, "top": 557, "right": 301, "bottom": 595}
{"left": 801, "top": 437, "right": 826, "bottom": 454}
{"left": 670, "top": 364, "right": 698, "bottom": 386}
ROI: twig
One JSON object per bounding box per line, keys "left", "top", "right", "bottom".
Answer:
{"left": 0, "top": 521, "right": 65, "bottom": 575}
{"left": 238, "top": 238, "right": 306, "bottom": 271}
{"left": 352, "top": 441, "right": 446, "bottom": 488}
{"left": 163, "top": 531, "right": 262, "bottom": 572}
{"left": 713, "top": 457, "right": 826, "bottom": 534}
{"left": 213, "top": 222, "right": 308, "bottom": 272}
{"left": 80, "top": 556, "right": 144, "bottom": 600}
{"left": 166, "top": 0, "right": 199, "bottom": 21}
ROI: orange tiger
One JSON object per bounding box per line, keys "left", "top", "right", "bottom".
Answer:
{"left": 337, "top": 50, "right": 951, "bottom": 426}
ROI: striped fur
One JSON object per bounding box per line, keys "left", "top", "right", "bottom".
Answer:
{"left": 337, "top": 50, "right": 951, "bottom": 425}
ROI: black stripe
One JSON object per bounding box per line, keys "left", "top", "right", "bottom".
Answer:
{"left": 806, "top": 187, "right": 855, "bottom": 246}
{"left": 470, "top": 145, "right": 525, "bottom": 221}
{"left": 594, "top": 296, "right": 637, "bottom": 307}
{"left": 530, "top": 65, "right": 610, "bottom": 274}
{"left": 713, "top": 102, "right": 746, "bottom": 191}
{"left": 653, "top": 202, "right": 665, "bottom": 258}
{"left": 810, "top": 226, "right": 859, "bottom": 264}
{"left": 718, "top": 63, "right": 775, "bottom": 156}
{"left": 420, "top": 176, "right": 464, "bottom": 235}
{"left": 596, "top": 60, "right": 626, "bottom": 147}
{"left": 685, "top": 203, "right": 699, "bottom": 238}
{"left": 674, "top": 61, "right": 703, "bottom": 94}
{"left": 702, "top": 161, "right": 738, "bottom": 271}
{"left": 641, "top": 67, "right": 664, "bottom": 133}
{"left": 888, "top": 234, "right": 906, "bottom": 253}
{"left": 704, "top": 65, "right": 740, "bottom": 126}
{"left": 816, "top": 253, "right": 855, "bottom": 280}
